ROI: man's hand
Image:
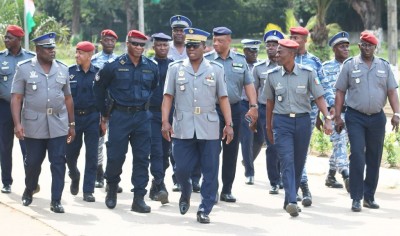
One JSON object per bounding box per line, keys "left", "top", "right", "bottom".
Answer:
{"left": 266, "top": 128, "right": 274, "bottom": 144}
{"left": 334, "top": 116, "right": 345, "bottom": 134}
{"left": 100, "top": 120, "right": 107, "bottom": 137}
{"left": 315, "top": 111, "right": 323, "bottom": 131}
{"left": 323, "top": 120, "right": 333, "bottom": 135}
{"left": 14, "top": 124, "right": 25, "bottom": 140}
{"left": 222, "top": 125, "right": 234, "bottom": 144}
{"left": 246, "top": 107, "right": 258, "bottom": 128}
{"left": 67, "top": 127, "right": 76, "bottom": 144}
{"left": 391, "top": 115, "right": 399, "bottom": 132}
{"left": 161, "top": 121, "right": 173, "bottom": 142}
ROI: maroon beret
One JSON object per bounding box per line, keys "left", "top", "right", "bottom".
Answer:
{"left": 289, "top": 26, "right": 309, "bottom": 36}
{"left": 101, "top": 29, "right": 118, "bottom": 39}
{"left": 76, "top": 41, "right": 95, "bottom": 52}
{"left": 278, "top": 39, "right": 299, "bottom": 49}
{"left": 6, "top": 25, "right": 25, "bottom": 37}
{"left": 360, "top": 32, "right": 378, "bottom": 45}
{"left": 127, "top": 30, "right": 148, "bottom": 42}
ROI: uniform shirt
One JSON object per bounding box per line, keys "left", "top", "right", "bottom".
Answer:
{"left": 0, "top": 48, "right": 35, "bottom": 102}
{"left": 322, "top": 59, "right": 342, "bottom": 94}
{"left": 164, "top": 58, "right": 228, "bottom": 140}
{"left": 335, "top": 55, "right": 398, "bottom": 114}
{"left": 295, "top": 51, "right": 335, "bottom": 107}
{"left": 205, "top": 50, "right": 253, "bottom": 104}
{"left": 253, "top": 59, "right": 278, "bottom": 104}
{"left": 264, "top": 63, "right": 325, "bottom": 114}
{"left": 91, "top": 51, "right": 118, "bottom": 69}
{"left": 168, "top": 41, "right": 187, "bottom": 60}
{"left": 94, "top": 54, "right": 159, "bottom": 116}
{"left": 68, "top": 64, "right": 100, "bottom": 110}
{"left": 240, "top": 60, "right": 260, "bottom": 101}
{"left": 149, "top": 57, "right": 174, "bottom": 107}
{"left": 11, "top": 57, "right": 71, "bottom": 139}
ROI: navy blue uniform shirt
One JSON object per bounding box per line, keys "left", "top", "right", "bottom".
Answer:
{"left": 68, "top": 64, "right": 99, "bottom": 110}
{"left": 149, "top": 57, "right": 174, "bottom": 107}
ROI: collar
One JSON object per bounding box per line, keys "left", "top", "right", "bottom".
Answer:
{"left": 5, "top": 47, "right": 24, "bottom": 57}
{"left": 75, "top": 64, "right": 97, "bottom": 72}
{"left": 281, "top": 63, "right": 299, "bottom": 76}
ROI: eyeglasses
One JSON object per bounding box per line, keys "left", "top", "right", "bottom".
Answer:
{"left": 359, "top": 43, "right": 375, "bottom": 49}
{"left": 185, "top": 42, "right": 201, "bottom": 49}
{"left": 128, "top": 42, "right": 146, "bottom": 47}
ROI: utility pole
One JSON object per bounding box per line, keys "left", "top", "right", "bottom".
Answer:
{"left": 387, "top": 0, "right": 398, "bottom": 79}
{"left": 138, "top": 0, "right": 144, "bottom": 32}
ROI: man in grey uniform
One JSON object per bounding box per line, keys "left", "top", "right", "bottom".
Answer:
{"left": 335, "top": 32, "right": 399, "bottom": 212}
{"left": 11, "top": 32, "right": 75, "bottom": 213}
{"left": 168, "top": 15, "right": 192, "bottom": 61}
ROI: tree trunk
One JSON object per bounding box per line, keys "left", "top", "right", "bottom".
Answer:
{"left": 71, "top": 0, "right": 80, "bottom": 36}
{"left": 348, "top": 0, "right": 378, "bottom": 29}
{"left": 126, "top": 0, "right": 136, "bottom": 31}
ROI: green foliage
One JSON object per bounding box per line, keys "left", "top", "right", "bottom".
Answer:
{"left": 32, "top": 16, "right": 70, "bottom": 44}
{"left": 383, "top": 132, "right": 400, "bottom": 168}
{"left": 285, "top": 9, "right": 298, "bottom": 34}
{"left": 310, "top": 128, "right": 332, "bottom": 156}
{"left": 308, "top": 44, "right": 331, "bottom": 62}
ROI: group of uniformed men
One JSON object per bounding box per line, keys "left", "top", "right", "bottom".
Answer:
{"left": 0, "top": 13, "right": 399, "bottom": 223}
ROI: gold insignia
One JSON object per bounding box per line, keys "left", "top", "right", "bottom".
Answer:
{"left": 178, "top": 71, "right": 184, "bottom": 76}
{"left": 189, "top": 29, "right": 194, "bottom": 34}
{"left": 119, "top": 59, "right": 126, "bottom": 65}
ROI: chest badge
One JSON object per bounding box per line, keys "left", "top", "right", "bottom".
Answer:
{"left": 179, "top": 84, "right": 185, "bottom": 91}
{"left": 3, "top": 76, "right": 7, "bottom": 81}
{"left": 29, "top": 71, "right": 38, "bottom": 78}
{"left": 277, "top": 95, "right": 283, "bottom": 102}
{"left": 178, "top": 70, "right": 184, "bottom": 77}
{"left": 355, "top": 78, "right": 360, "bottom": 84}
{"left": 32, "top": 82, "right": 37, "bottom": 91}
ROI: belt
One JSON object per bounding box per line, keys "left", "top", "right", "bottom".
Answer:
{"left": 176, "top": 105, "right": 215, "bottom": 115}
{"left": 114, "top": 104, "right": 146, "bottom": 113}
{"left": 149, "top": 106, "right": 161, "bottom": 112}
{"left": 278, "top": 113, "right": 309, "bottom": 118}
{"left": 347, "top": 107, "right": 380, "bottom": 116}
{"left": 75, "top": 107, "right": 98, "bottom": 116}
{"left": 341, "top": 106, "right": 347, "bottom": 113}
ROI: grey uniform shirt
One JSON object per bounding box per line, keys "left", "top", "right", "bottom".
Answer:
{"left": 168, "top": 41, "right": 188, "bottom": 60}
{"left": 264, "top": 64, "right": 325, "bottom": 114}
{"left": 0, "top": 48, "right": 35, "bottom": 102}
{"left": 253, "top": 59, "right": 278, "bottom": 104}
{"left": 11, "top": 57, "right": 71, "bottom": 139}
{"left": 335, "top": 55, "right": 398, "bottom": 114}
{"left": 164, "top": 58, "right": 228, "bottom": 140}
{"left": 205, "top": 50, "right": 253, "bottom": 104}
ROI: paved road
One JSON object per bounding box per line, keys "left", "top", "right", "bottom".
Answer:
{"left": 1, "top": 137, "right": 400, "bottom": 236}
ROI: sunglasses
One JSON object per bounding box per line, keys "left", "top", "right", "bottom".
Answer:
{"left": 185, "top": 42, "right": 201, "bottom": 49}
{"left": 128, "top": 41, "right": 146, "bottom": 47}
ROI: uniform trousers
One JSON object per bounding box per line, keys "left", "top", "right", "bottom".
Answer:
{"left": 329, "top": 112, "right": 349, "bottom": 173}
{"left": 150, "top": 110, "right": 170, "bottom": 183}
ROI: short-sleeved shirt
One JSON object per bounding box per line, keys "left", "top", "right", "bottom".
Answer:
{"left": 91, "top": 51, "right": 118, "bottom": 69}
{"left": 335, "top": 55, "right": 398, "bottom": 114}
{"left": 11, "top": 57, "right": 71, "bottom": 139}
{"left": 264, "top": 63, "right": 325, "bottom": 114}
{"left": 205, "top": 50, "right": 254, "bottom": 104}
{"left": 68, "top": 64, "right": 99, "bottom": 109}
{"left": 322, "top": 59, "right": 342, "bottom": 94}
{"left": 0, "top": 48, "right": 35, "bottom": 102}
{"left": 253, "top": 59, "right": 278, "bottom": 104}
{"left": 241, "top": 60, "right": 261, "bottom": 101}
{"left": 149, "top": 57, "right": 174, "bottom": 107}
{"left": 164, "top": 58, "right": 228, "bottom": 140}
{"left": 168, "top": 41, "right": 187, "bottom": 60}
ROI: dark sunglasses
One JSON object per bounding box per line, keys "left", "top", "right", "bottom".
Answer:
{"left": 128, "top": 41, "right": 146, "bottom": 47}
{"left": 185, "top": 42, "right": 201, "bottom": 49}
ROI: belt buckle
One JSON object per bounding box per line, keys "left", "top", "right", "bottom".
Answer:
{"left": 289, "top": 113, "right": 295, "bottom": 118}
{"left": 194, "top": 107, "right": 201, "bottom": 114}
{"left": 47, "top": 108, "right": 53, "bottom": 115}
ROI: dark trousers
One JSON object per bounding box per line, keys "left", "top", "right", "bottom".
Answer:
{"left": 66, "top": 112, "right": 99, "bottom": 193}
{"left": 25, "top": 136, "right": 67, "bottom": 201}
{"left": 0, "top": 99, "right": 26, "bottom": 186}
{"left": 150, "top": 111, "right": 170, "bottom": 183}
{"left": 172, "top": 137, "right": 220, "bottom": 214}
{"left": 273, "top": 114, "right": 311, "bottom": 204}
{"left": 105, "top": 110, "right": 151, "bottom": 196}
{"left": 217, "top": 102, "right": 241, "bottom": 194}
{"left": 345, "top": 107, "right": 386, "bottom": 201}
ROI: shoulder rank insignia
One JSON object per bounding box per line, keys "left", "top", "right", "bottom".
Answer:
{"left": 69, "top": 74, "right": 75, "bottom": 80}
{"left": 119, "top": 59, "right": 126, "bottom": 65}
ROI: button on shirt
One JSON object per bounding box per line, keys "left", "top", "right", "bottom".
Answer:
{"left": 205, "top": 50, "right": 253, "bottom": 104}
{"left": 149, "top": 57, "right": 174, "bottom": 107}
{"left": 68, "top": 64, "right": 99, "bottom": 109}
{"left": 168, "top": 41, "right": 188, "bottom": 60}
{"left": 335, "top": 55, "right": 398, "bottom": 114}
{"left": 264, "top": 64, "right": 325, "bottom": 114}
{"left": 0, "top": 48, "right": 35, "bottom": 102}
{"left": 91, "top": 51, "right": 118, "bottom": 69}
{"left": 253, "top": 59, "right": 278, "bottom": 104}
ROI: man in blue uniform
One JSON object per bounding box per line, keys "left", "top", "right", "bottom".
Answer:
{"left": 94, "top": 30, "right": 159, "bottom": 213}
{"left": 205, "top": 27, "right": 258, "bottom": 203}
{"left": 147, "top": 33, "right": 174, "bottom": 205}
{"left": 264, "top": 39, "right": 333, "bottom": 217}
{"left": 66, "top": 41, "right": 100, "bottom": 202}
{"left": 0, "top": 25, "right": 35, "bottom": 194}
{"left": 11, "top": 32, "right": 75, "bottom": 213}
{"left": 335, "top": 32, "right": 399, "bottom": 212}
{"left": 162, "top": 27, "right": 233, "bottom": 223}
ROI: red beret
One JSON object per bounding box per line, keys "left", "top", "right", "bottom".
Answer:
{"left": 278, "top": 39, "right": 299, "bottom": 49}
{"left": 6, "top": 25, "right": 25, "bottom": 37}
{"left": 76, "top": 41, "right": 95, "bottom": 52}
{"left": 289, "top": 26, "right": 309, "bottom": 36}
{"left": 127, "top": 30, "right": 148, "bottom": 41}
{"left": 360, "top": 32, "right": 378, "bottom": 45}
{"left": 101, "top": 29, "right": 118, "bottom": 39}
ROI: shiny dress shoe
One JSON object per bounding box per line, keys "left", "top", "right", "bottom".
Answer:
{"left": 22, "top": 188, "right": 33, "bottom": 206}
{"left": 105, "top": 184, "right": 118, "bottom": 209}
{"left": 131, "top": 196, "right": 151, "bottom": 213}
{"left": 363, "top": 199, "right": 379, "bottom": 209}
{"left": 83, "top": 193, "right": 96, "bottom": 202}
{"left": 197, "top": 211, "right": 210, "bottom": 224}
{"left": 70, "top": 176, "right": 80, "bottom": 196}
{"left": 50, "top": 201, "right": 65, "bottom": 213}
{"left": 220, "top": 193, "right": 236, "bottom": 203}
{"left": 269, "top": 185, "right": 279, "bottom": 194}
{"left": 1, "top": 184, "right": 11, "bottom": 194}
{"left": 245, "top": 176, "right": 254, "bottom": 185}
{"left": 285, "top": 203, "right": 299, "bottom": 217}
{"left": 172, "top": 183, "right": 181, "bottom": 192}
{"left": 179, "top": 196, "right": 190, "bottom": 215}
{"left": 351, "top": 200, "right": 362, "bottom": 212}
{"left": 192, "top": 182, "right": 201, "bottom": 193}
{"left": 106, "top": 184, "right": 123, "bottom": 193}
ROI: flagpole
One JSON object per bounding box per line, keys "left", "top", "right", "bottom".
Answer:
{"left": 23, "top": 0, "right": 29, "bottom": 50}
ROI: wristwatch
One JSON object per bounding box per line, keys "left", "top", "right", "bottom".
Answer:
{"left": 250, "top": 104, "right": 258, "bottom": 109}
{"left": 324, "top": 115, "right": 332, "bottom": 121}
{"left": 68, "top": 122, "right": 76, "bottom": 127}
{"left": 394, "top": 113, "right": 400, "bottom": 118}
{"left": 226, "top": 122, "right": 234, "bottom": 128}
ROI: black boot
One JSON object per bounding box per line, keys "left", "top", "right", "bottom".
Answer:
{"left": 69, "top": 171, "right": 80, "bottom": 195}
{"left": 105, "top": 184, "right": 117, "bottom": 209}
{"left": 149, "top": 179, "right": 169, "bottom": 204}
{"left": 325, "top": 169, "right": 343, "bottom": 188}
{"left": 300, "top": 182, "right": 312, "bottom": 207}
{"left": 131, "top": 195, "right": 151, "bottom": 213}
{"left": 95, "top": 165, "right": 104, "bottom": 188}
{"left": 341, "top": 169, "right": 350, "bottom": 193}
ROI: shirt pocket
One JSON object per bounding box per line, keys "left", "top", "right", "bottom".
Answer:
{"left": 375, "top": 70, "right": 387, "bottom": 88}
{"left": 141, "top": 72, "right": 155, "bottom": 98}
{"left": 350, "top": 72, "right": 363, "bottom": 86}
{"left": 295, "top": 86, "right": 307, "bottom": 94}
{"left": 0, "top": 65, "right": 11, "bottom": 81}
{"left": 275, "top": 87, "right": 286, "bottom": 102}
{"left": 70, "top": 80, "right": 78, "bottom": 97}
{"left": 207, "top": 111, "right": 219, "bottom": 122}
{"left": 26, "top": 78, "right": 42, "bottom": 95}
{"left": 176, "top": 79, "right": 189, "bottom": 94}
{"left": 23, "top": 110, "right": 38, "bottom": 120}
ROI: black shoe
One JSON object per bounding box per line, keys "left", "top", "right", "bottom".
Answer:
{"left": 69, "top": 172, "right": 80, "bottom": 196}
{"left": 192, "top": 182, "right": 201, "bottom": 193}
{"left": 106, "top": 184, "right": 123, "bottom": 193}
{"left": 105, "top": 184, "right": 117, "bottom": 209}
{"left": 344, "top": 178, "right": 350, "bottom": 193}
{"left": 220, "top": 193, "right": 236, "bottom": 203}
{"left": 22, "top": 188, "right": 33, "bottom": 206}
{"left": 363, "top": 199, "right": 380, "bottom": 209}
{"left": 279, "top": 179, "right": 284, "bottom": 189}
{"left": 351, "top": 200, "right": 362, "bottom": 212}
{"left": 325, "top": 175, "right": 344, "bottom": 188}
{"left": 283, "top": 202, "right": 302, "bottom": 213}
{"left": 300, "top": 183, "right": 312, "bottom": 207}
{"left": 286, "top": 203, "right": 299, "bottom": 217}
{"left": 149, "top": 179, "right": 169, "bottom": 204}
{"left": 33, "top": 184, "right": 40, "bottom": 195}
{"left": 1, "top": 184, "right": 11, "bottom": 194}
{"left": 172, "top": 183, "right": 181, "bottom": 192}
{"left": 269, "top": 185, "right": 279, "bottom": 194}
{"left": 296, "top": 193, "right": 302, "bottom": 202}
{"left": 245, "top": 176, "right": 254, "bottom": 185}
{"left": 179, "top": 196, "right": 190, "bottom": 215}
{"left": 95, "top": 165, "right": 104, "bottom": 188}
{"left": 50, "top": 201, "right": 65, "bottom": 213}
{"left": 83, "top": 193, "right": 96, "bottom": 202}
{"left": 131, "top": 196, "right": 151, "bottom": 213}
{"left": 197, "top": 211, "right": 210, "bottom": 224}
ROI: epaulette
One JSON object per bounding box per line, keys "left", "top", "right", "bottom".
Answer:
{"left": 209, "top": 60, "right": 223, "bottom": 68}
{"left": 168, "top": 60, "right": 184, "bottom": 68}
{"left": 253, "top": 60, "right": 265, "bottom": 68}
{"left": 25, "top": 50, "right": 36, "bottom": 56}
{"left": 379, "top": 57, "right": 389, "bottom": 65}
{"left": 17, "top": 58, "right": 33, "bottom": 66}
{"left": 56, "top": 59, "right": 68, "bottom": 67}
{"left": 149, "top": 58, "right": 158, "bottom": 65}
{"left": 266, "top": 66, "right": 280, "bottom": 74}
{"left": 342, "top": 57, "right": 354, "bottom": 65}
{"left": 233, "top": 51, "right": 246, "bottom": 58}
{"left": 0, "top": 50, "right": 6, "bottom": 55}
{"left": 108, "top": 57, "right": 116, "bottom": 63}
{"left": 298, "top": 64, "right": 313, "bottom": 71}
{"left": 68, "top": 64, "right": 77, "bottom": 70}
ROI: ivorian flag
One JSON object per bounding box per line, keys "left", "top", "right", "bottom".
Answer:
{"left": 25, "top": 0, "right": 36, "bottom": 33}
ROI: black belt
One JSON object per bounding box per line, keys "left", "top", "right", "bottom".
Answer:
{"left": 149, "top": 106, "right": 161, "bottom": 112}
{"left": 347, "top": 107, "right": 380, "bottom": 116}
{"left": 75, "top": 107, "right": 98, "bottom": 116}
{"left": 277, "top": 113, "right": 309, "bottom": 118}
{"left": 114, "top": 104, "right": 146, "bottom": 113}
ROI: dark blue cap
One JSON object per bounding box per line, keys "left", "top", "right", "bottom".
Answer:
{"left": 31, "top": 32, "right": 56, "bottom": 48}
{"left": 183, "top": 28, "right": 210, "bottom": 42}
{"left": 151, "top": 33, "right": 172, "bottom": 42}
{"left": 241, "top": 39, "right": 262, "bottom": 50}
{"left": 170, "top": 15, "right": 192, "bottom": 28}
{"left": 328, "top": 31, "right": 349, "bottom": 47}
{"left": 263, "top": 30, "right": 284, "bottom": 42}
{"left": 213, "top": 27, "right": 232, "bottom": 36}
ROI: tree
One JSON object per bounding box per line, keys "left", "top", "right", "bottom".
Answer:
{"left": 347, "top": 0, "right": 380, "bottom": 29}
{"left": 71, "top": 0, "right": 80, "bottom": 36}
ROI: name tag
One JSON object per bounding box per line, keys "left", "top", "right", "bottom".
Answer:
{"left": 232, "top": 63, "right": 243, "bottom": 68}
{"left": 377, "top": 70, "right": 385, "bottom": 74}
{"left": 352, "top": 70, "right": 361, "bottom": 73}
{"left": 1, "top": 66, "right": 9, "bottom": 70}
{"left": 142, "top": 69, "right": 152, "bottom": 73}
{"left": 178, "top": 77, "right": 185, "bottom": 80}
{"left": 118, "top": 68, "right": 129, "bottom": 72}
{"left": 297, "top": 85, "right": 306, "bottom": 89}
